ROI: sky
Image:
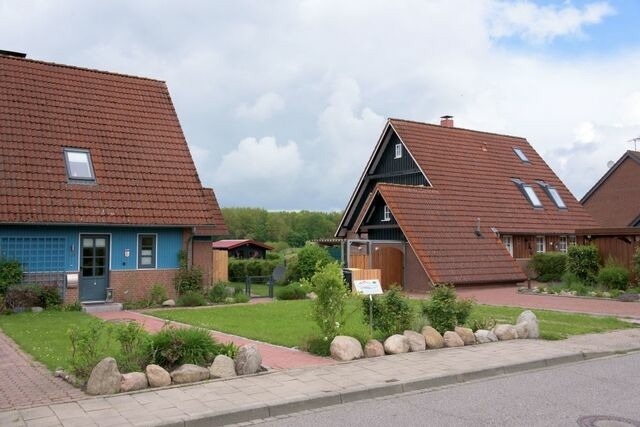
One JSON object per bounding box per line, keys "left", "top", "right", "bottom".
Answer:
{"left": 2, "top": 0, "right": 639, "bottom": 211}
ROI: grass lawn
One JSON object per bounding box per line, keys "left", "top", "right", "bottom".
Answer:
{"left": 148, "top": 299, "right": 635, "bottom": 348}
{"left": 0, "top": 311, "right": 104, "bottom": 371}
{"left": 230, "top": 281, "right": 282, "bottom": 297}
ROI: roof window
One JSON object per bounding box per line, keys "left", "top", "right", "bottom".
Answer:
{"left": 64, "top": 148, "right": 95, "bottom": 182}
{"left": 512, "top": 178, "right": 543, "bottom": 208}
{"left": 513, "top": 147, "right": 530, "bottom": 163}
{"left": 537, "top": 181, "right": 567, "bottom": 209}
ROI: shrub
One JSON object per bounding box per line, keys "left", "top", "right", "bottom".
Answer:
{"left": 113, "top": 322, "right": 152, "bottom": 373}
{"left": 361, "top": 286, "right": 414, "bottom": 338}
{"left": 310, "top": 262, "right": 349, "bottom": 341}
{"left": 286, "top": 244, "right": 332, "bottom": 283}
{"left": 208, "top": 282, "right": 228, "bottom": 303}
{"left": 597, "top": 264, "right": 630, "bottom": 291}
{"left": 228, "top": 260, "right": 247, "bottom": 281}
{"left": 246, "top": 260, "right": 263, "bottom": 277}
{"left": 530, "top": 252, "right": 567, "bottom": 282}
{"left": 39, "top": 284, "right": 62, "bottom": 309}
{"left": 275, "top": 284, "right": 307, "bottom": 300}
{"left": 150, "top": 327, "right": 220, "bottom": 369}
{"left": 68, "top": 322, "right": 114, "bottom": 381}
{"left": 233, "top": 293, "right": 250, "bottom": 303}
{"left": 422, "top": 283, "right": 474, "bottom": 334}
{"left": 4, "top": 285, "right": 41, "bottom": 310}
{"left": 567, "top": 245, "right": 599, "bottom": 285}
{"left": 173, "top": 251, "right": 203, "bottom": 295}
{"left": 634, "top": 247, "right": 640, "bottom": 285}
{"left": 304, "top": 336, "right": 331, "bottom": 356}
{"left": 177, "top": 291, "right": 206, "bottom": 307}
{"left": 0, "top": 259, "right": 22, "bottom": 295}
{"left": 148, "top": 284, "right": 168, "bottom": 306}
{"left": 470, "top": 317, "right": 496, "bottom": 332}
{"left": 228, "top": 259, "right": 279, "bottom": 281}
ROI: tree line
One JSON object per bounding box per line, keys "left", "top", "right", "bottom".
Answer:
{"left": 221, "top": 208, "right": 342, "bottom": 247}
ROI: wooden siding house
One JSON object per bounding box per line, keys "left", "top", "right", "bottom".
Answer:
{"left": 211, "top": 240, "right": 273, "bottom": 259}
{"left": 336, "top": 117, "right": 598, "bottom": 291}
{"left": 0, "top": 52, "right": 227, "bottom": 303}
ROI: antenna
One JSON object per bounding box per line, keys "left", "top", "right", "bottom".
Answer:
{"left": 629, "top": 136, "right": 640, "bottom": 151}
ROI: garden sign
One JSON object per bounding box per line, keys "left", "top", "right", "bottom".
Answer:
{"left": 354, "top": 279, "right": 383, "bottom": 335}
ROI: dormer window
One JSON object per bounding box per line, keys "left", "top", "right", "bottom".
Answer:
{"left": 513, "top": 147, "right": 530, "bottom": 163}
{"left": 394, "top": 143, "right": 402, "bottom": 159}
{"left": 64, "top": 148, "right": 95, "bottom": 182}
{"left": 536, "top": 181, "right": 566, "bottom": 209}
{"left": 512, "top": 178, "right": 543, "bottom": 208}
{"left": 383, "top": 205, "right": 391, "bottom": 221}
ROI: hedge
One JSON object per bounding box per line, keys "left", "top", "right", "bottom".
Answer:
{"left": 228, "top": 259, "right": 280, "bottom": 281}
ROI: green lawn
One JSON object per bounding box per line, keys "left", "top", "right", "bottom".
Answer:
{"left": 0, "top": 311, "right": 103, "bottom": 371}
{"left": 148, "top": 299, "right": 635, "bottom": 347}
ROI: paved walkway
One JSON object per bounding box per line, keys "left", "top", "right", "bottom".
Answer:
{"left": 0, "top": 331, "right": 85, "bottom": 411}
{"left": 456, "top": 285, "right": 640, "bottom": 319}
{"left": 91, "top": 311, "right": 334, "bottom": 370}
{"left": 2, "top": 329, "right": 638, "bottom": 427}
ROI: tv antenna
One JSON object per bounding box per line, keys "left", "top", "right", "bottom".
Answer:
{"left": 629, "top": 136, "right": 640, "bottom": 151}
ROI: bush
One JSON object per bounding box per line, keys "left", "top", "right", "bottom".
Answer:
{"left": 228, "top": 259, "right": 280, "bottom": 281}
{"left": 208, "top": 282, "right": 228, "bottom": 303}
{"left": 634, "top": 247, "right": 640, "bottom": 285}
{"left": 0, "top": 259, "right": 22, "bottom": 295}
{"left": 275, "top": 284, "right": 307, "bottom": 300}
{"left": 361, "top": 286, "right": 414, "bottom": 339}
{"left": 228, "top": 260, "right": 247, "bottom": 281}
{"left": 233, "top": 293, "right": 250, "bottom": 303}
{"left": 422, "top": 283, "right": 474, "bottom": 334}
{"left": 148, "top": 284, "right": 168, "bottom": 306}
{"left": 530, "top": 252, "right": 567, "bottom": 282}
{"left": 470, "top": 317, "right": 496, "bottom": 332}
{"left": 304, "top": 336, "right": 331, "bottom": 356}
{"left": 113, "top": 322, "right": 152, "bottom": 373}
{"left": 286, "top": 244, "right": 332, "bottom": 283}
{"left": 4, "top": 285, "right": 41, "bottom": 310}
{"left": 597, "top": 264, "right": 630, "bottom": 291}
{"left": 150, "top": 327, "right": 220, "bottom": 370}
{"left": 567, "top": 245, "right": 599, "bottom": 285}
{"left": 310, "top": 262, "right": 349, "bottom": 341}
{"left": 68, "top": 322, "right": 114, "bottom": 381}
{"left": 174, "top": 251, "right": 203, "bottom": 295}
{"left": 177, "top": 291, "right": 206, "bottom": 307}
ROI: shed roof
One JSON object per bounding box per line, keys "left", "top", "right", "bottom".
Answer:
{"left": 0, "top": 54, "right": 226, "bottom": 232}
{"left": 212, "top": 239, "right": 274, "bottom": 250}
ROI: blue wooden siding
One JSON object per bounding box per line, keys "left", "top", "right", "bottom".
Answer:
{"left": 0, "top": 226, "right": 183, "bottom": 272}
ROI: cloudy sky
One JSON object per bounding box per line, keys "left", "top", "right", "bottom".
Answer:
{"left": 2, "top": 0, "right": 639, "bottom": 210}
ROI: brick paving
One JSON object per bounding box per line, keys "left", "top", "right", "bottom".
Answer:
{"left": 0, "top": 331, "right": 86, "bottom": 411}
{"left": 455, "top": 285, "right": 640, "bottom": 319}
{"left": 91, "top": 310, "right": 335, "bottom": 370}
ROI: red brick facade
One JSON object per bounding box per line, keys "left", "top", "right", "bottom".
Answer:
{"left": 109, "top": 269, "right": 178, "bottom": 303}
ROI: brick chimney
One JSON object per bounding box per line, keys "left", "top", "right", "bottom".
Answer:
{"left": 440, "top": 115, "right": 454, "bottom": 128}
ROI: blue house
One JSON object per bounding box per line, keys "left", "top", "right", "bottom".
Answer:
{"left": 0, "top": 51, "right": 227, "bottom": 303}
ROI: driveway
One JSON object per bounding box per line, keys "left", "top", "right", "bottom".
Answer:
{"left": 0, "top": 330, "right": 85, "bottom": 410}
{"left": 456, "top": 285, "right": 640, "bottom": 319}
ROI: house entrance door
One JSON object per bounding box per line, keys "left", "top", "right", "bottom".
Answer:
{"left": 79, "top": 235, "right": 109, "bottom": 301}
{"left": 372, "top": 246, "right": 404, "bottom": 289}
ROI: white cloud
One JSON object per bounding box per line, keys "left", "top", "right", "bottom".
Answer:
{"left": 574, "top": 122, "right": 597, "bottom": 144}
{"left": 235, "top": 92, "right": 285, "bottom": 121}
{"left": 489, "top": 1, "right": 615, "bottom": 43}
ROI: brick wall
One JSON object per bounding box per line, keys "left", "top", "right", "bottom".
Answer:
{"left": 109, "top": 269, "right": 177, "bottom": 303}
{"left": 192, "top": 240, "right": 212, "bottom": 287}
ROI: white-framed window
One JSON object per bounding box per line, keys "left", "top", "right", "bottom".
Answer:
{"left": 64, "top": 148, "right": 95, "bottom": 182}
{"left": 558, "top": 236, "right": 568, "bottom": 253}
{"left": 513, "top": 147, "right": 530, "bottom": 163}
{"left": 394, "top": 143, "right": 403, "bottom": 159}
{"left": 502, "top": 235, "right": 513, "bottom": 257}
{"left": 138, "top": 234, "right": 156, "bottom": 269}
{"left": 569, "top": 235, "right": 577, "bottom": 247}
{"left": 382, "top": 205, "right": 391, "bottom": 222}
{"left": 536, "top": 236, "right": 546, "bottom": 253}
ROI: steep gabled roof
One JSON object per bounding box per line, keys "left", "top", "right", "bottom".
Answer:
{"left": 211, "top": 239, "right": 274, "bottom": 250}
{"left": 357, "top": 183, "right": 526, "bottom": 284}
{"left": 0, "top": 54, "right": 227, "bottom": 233}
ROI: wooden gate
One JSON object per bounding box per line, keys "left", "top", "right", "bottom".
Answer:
{"left": 372, "top": 247, "right": 403, "bottom": 289}
{"left": 211, "top": 250, "right": 229, "bottom": 283}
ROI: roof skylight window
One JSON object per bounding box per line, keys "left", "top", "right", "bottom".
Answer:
{"left": 512, "top": 178, "right": 543, "bottom": 208}
{"left": 537, "top": 181, "right": 567, "bottom": 209}
{"left": 513, "top": 147, "right": 530, "bottom": 163}
{"left": 64, "top": 148, "right": 95, "bottom": 182}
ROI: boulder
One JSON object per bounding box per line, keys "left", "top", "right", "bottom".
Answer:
{"left": 454, "top": 326, "right": 476, "bottom": 345}
{"left": 403, "top": 330, "right": 426, "bottom": 352}
{"left": 170, "top": 364, "right": 210, "bottom": 384}
{"left": 209, "top": 354, "right": 237, "bottom": 378}
{"left": 235, "top": 344, "right": 263, "bottom": 375}
{"left": 383, "top": 334, "right": 410, "bottom": 354}
{"left": 330, "top": 336, "right": 364, "bottom": 361}
{"left": 516, "top": 310, "right": 539, "bottom": 339}
{"left": 86, "top": 357, "right": 121, "bottom": 395}
{"left": 443, "top": 331, "right": 464, "bottom": 347}
{"left": 120, "top": 372, "right": 148, "bottom": 392}
{"left": 161, "top": 299, "right": 175, "bottom": 307}
{"left": 421, "top": 326, "right": 444, "bottom": 349}
{"left": 146, "top": 364, "right": 171, "bottom": 388}
{"left": 515, "top": 322, "right": 529, "bottom": 339}
{"left": 474, "top": 329, "right": 498, "bottom": 344}
{"left": 493, "top": 324, "right": 518, "bottom": 341}
{"left": 364, "top": 339, "right": 385, "bottom": 358}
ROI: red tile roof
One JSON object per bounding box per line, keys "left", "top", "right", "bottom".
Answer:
{"left": 0, "top": 55, "right": 227, "bottom": 233}
{"left": 211, "top": 240, "right": 274, "bottom": 250}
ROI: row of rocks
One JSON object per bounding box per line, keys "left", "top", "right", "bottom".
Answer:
{"left": 86, "top": 344, "right": 263, "bottom": 395}
{"left": 331, "top": 310, "right": 539, "bottom": 361}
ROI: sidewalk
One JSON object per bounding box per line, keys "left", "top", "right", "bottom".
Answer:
{"left": 3, "top": 328, "right": 639, "bottom": 427}
{"left": 91, "top": 311, "right": 334, "bottom": 370}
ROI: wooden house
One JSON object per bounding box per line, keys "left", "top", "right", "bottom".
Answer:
{"left": 211, "top": 240, "right": 273, "bottom": 259}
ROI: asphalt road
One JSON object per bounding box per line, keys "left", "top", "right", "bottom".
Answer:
{"left": 244, "top": 352, "right": 640, "bottom": 427}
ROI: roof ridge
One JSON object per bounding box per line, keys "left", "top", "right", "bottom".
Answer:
{"left": 0, "top": 54, "right": 165, "bottom": 84}
{"left": 388, "top": 117, "right": 527, "bottom": 141}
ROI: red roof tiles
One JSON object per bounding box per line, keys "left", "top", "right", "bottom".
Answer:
{"left": 0, "top": 55, "right": 227, "bottom": 233}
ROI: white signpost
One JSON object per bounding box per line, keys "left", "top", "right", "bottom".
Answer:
{"left": 354, "top": 280, "right": 383, "bottom": 335}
